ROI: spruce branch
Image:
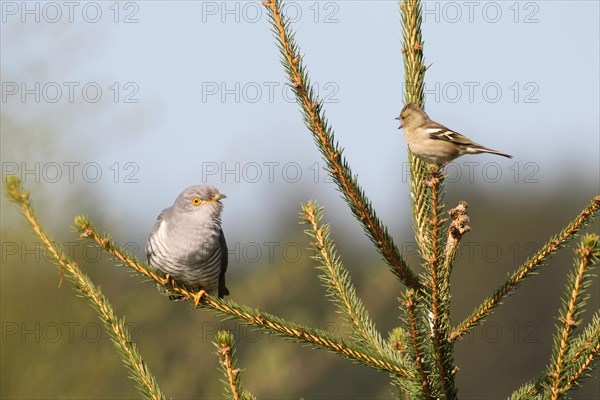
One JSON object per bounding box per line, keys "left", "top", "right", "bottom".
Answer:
{"left": 421, "top": 169, "right": 456, "bottom": 399}
{"left": 385, "top": 327, "right": 424, "bottom": 397}
{"left": 510, "top": 241, "right": 600, "bottom": 400}
{"left": 403, "top": 290, "right": 433, "bottom": 399}
{"left": 451, "top": 196, "right": 600, "bottom": 342}
{"left": 440, "top": 201, "right": 470, "bottom": 314}
{"left": 442, "top": 201, "right": 470, "bottom": 279}
{"left": 74, "top": 217, "right": 416, "bottom": 378}
{"left": 547, "top": 234, "right": 599, "bottom": 399}
{"left": 4, "top": 176, "right": 165, "bottom": 400}
{"left": 400, "top": 0, "right": 434, "bottom": 264}
{"left": 400, "top": 0, "right": 427, "bottom": 105}
{"left": 387, "top": 326, "right": 409, "bottom": 358}
{"left": 262, "top": 0, "right": 421, "bottom": 291}
{"left": 300, "top": 201, "right": 396, "bottom": 362}
{"left": 415, "top": 198, "right": 468, "bottom": 400}
{"left": 508, "top": 378, "right": 544, "bottom": 400}
{"left": 400, "top": 1, "right": 457, "bottom": 396}
{"left": 562, "top": 311, "right": 600, "bottom": 394}
{"left": 214, "top": 331, "right": 255, "bottom": 400}
{"left": 564, "top": 310, "right": 600, "bottom": 376}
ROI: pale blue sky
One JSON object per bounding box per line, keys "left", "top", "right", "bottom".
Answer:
{"left": 2, "top": 1, "right": 599, "bottom": 242}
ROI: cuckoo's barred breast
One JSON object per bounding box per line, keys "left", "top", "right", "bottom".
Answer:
{"left": 147, "top": 231, "right": 224, "bottom": 296}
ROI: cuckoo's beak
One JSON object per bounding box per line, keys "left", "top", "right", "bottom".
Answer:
{"left": 214, "top": 194, "right": 227, "bottom": 202}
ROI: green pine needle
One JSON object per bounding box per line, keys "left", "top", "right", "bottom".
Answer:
{"left": 300, "top": 202, "right": 411, "bottom": 375}
{"left": 546, "top": 234, "right": 599, "bottom": 398}
{"left": 214, "top": 331, "right": 255, "bottom": 400}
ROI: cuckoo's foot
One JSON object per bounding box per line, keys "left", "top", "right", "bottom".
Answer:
{"left": 193, "top": 289, "right": 207, "bottom": 307}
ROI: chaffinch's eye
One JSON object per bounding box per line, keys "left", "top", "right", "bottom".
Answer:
{"left": 191, "top": 197, "right": 202, "bottom": 206}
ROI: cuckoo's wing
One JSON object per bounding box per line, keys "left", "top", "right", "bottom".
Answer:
{"left": 218, "top": 230, "right": 230, "bottom": 298}
{"left": 146, "top": 209, "right": 167, "bottom": 262}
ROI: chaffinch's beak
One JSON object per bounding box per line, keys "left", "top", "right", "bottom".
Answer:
{"left": 395, "top": 116, "right": 403, "bottom": 129}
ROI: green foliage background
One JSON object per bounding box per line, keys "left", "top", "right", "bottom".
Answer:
{"left": 2, "top": 168, "right": 598, "bottom": 398}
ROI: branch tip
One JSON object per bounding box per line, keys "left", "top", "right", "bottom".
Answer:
{"left": 265, "top": 0, "right": 422, "bottom": 290}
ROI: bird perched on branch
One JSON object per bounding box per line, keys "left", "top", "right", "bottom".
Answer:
{"left": 147, "top": 185, "right": 229, "bottom": 300}
{"left": 397, "top": 103, "right": 512, "bottom": 166}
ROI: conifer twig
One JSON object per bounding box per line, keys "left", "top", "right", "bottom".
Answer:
{"left": 216, "top": 332, "right": 241, "bottom": 400}
{"left": 4, "top": 176, "right": 165, "bottom": 400}
{"left": 563, "top": 310, "right": 599, "bottom": 376}
{"left": 301, "top": 201, "right": 396, "bottom": 362}
{"left": 451, "top": 196, "right": 600, "bottom": 342}
{"left": 400, "top": 0, "right": 432, "bottom": 263}
{"left": 424, "top": 169, "right": 456, "bottom": 399}
{"left": 262, "top": 0, "right": 421, "bottom": 291}
{"left": 508, "top": 311, "right": 599, "bottom": 399}
{"left": 442, "top": 201, "right": 470, "bottom": 279}
{"left": 439, "top": 201, "right": 470, "bottom": 320}
{"left": 400, "top": 1, "right": 457, "bottom": 396}
{"left": 400, "top": 0, "right": 427, "bottom": 105}
{"left": 563, "top": 339, "right": 599, "bottom": 393}
{"left": 508, "top": 377, "right": 545, "bottom": 400}
{"left": 214, "top": 331, "right": 255, "bottom": 400}
{"left": 404, "top": 290, "right": 432, "bottom": 399}
{"left": 547, "top": 234, "right": 599, "bottom": 399}
{"left": 74, "top": 216, "right": 415, "bottom": 378}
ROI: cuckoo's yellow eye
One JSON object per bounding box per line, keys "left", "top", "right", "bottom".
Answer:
{"left": 191, "top": 197, "right": 202, "bottom": 206}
